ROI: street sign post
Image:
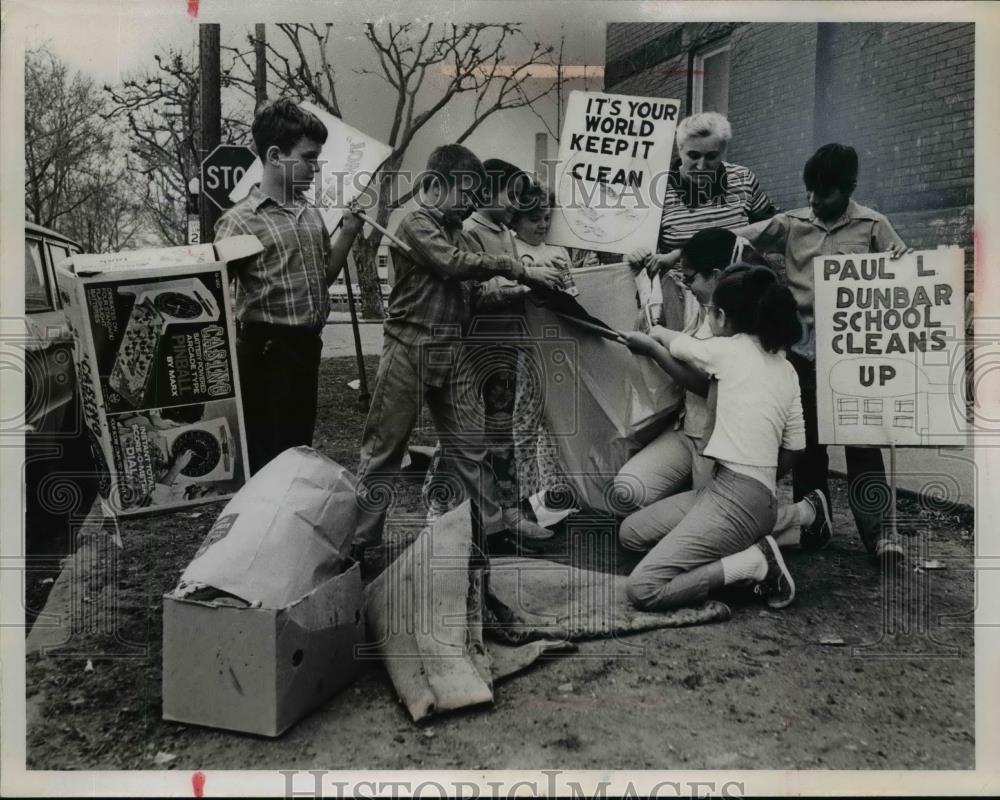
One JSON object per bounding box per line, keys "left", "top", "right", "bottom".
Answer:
{"left": 201, "top": 145, "right": 258, "bottom": 212}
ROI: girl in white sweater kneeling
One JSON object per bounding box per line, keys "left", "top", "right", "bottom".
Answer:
{"left": 622, "top": 265, "right": 805, "bottom": 611}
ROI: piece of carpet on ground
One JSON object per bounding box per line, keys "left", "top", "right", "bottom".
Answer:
{"left": 365, "top": 501, "right": 730, "bottom": 721}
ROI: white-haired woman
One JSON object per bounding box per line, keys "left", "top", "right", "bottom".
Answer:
{"left": 629, "top": 112, "right": 777, "bottom": 275}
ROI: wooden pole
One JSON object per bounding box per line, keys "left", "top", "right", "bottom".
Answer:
{"left": 889, "top": 442, "right": 898, "bottom": 538}
{"left": 199, "top": 23, "right": 221, "bottom": 242}
{"left": 342, "top": 258, "right": 371, "bottom": 409}
{"left": 254, "top": 24, "right": 267, "bottom": 109}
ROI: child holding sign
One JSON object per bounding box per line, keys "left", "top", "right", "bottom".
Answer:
{"left": 214, "top": 99, "right": 363, "bottom": 474}
{"left": 621, "top": 266, "right": 805, "bottom": 610}
{"left": 736, "top": 143, "right": 912, "bottom": 559}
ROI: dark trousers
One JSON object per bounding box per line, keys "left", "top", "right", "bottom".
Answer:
{"left": 354, "top": 337, "right": 503, "bottom": 550}
{"left": 788, "top": 351, "right": 889, "bottom": 551}
{"left": 236, "top": 322, "right": 323, "bottom": 475}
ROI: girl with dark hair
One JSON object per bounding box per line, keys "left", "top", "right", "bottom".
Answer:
{"left": 507, "top": 183, "right": 579, "bottom": 527}
{"left": 613, "top": 229, "right": 743, "bottom": 506}
{"left": 620, "top": 266, "right": 806, "bottom": 611}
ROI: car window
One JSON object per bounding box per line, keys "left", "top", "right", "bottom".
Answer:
{"left": 46, "top": 243, "right": 72, "bottom": 309}
{"left": 25, "top": 238, "right": 52, "bottom": 312}
{"left": 48, "top": 243, "right": 70, "bottom": 269}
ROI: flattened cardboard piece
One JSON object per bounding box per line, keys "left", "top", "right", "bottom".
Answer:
{"left": 162, "top": 562, "right": 365, "bottom": 737}
{"left": 54, "top": 240, "right": 255, "bottom": 517}
{"left": 211, "top": 234, "right": 264, "bottom": 263}
{"left": 177, "top": 447, "right": 357, "bottom": 609}
{"left": 366, "top": 503, "right": 731, "bottom": 720}
{"left": 521, "top": 262, "right": 687, "bottom": 512}
{"left": 364, "top": 502, "right": 494, "bottom": 722}
{"left": 68, "top": 244, "right": 218, "bottom": 273}
{"left": 523, "top": 315, "right": 683, "bottom": 513}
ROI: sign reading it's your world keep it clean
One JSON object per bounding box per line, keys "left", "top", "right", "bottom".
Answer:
{"left": 815, "top": 248, "right": 967, "bottom": 446}
{"left": 547, "top": 90, "right": 680, "bottom": 256}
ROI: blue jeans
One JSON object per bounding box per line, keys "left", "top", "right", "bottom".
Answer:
{"left": 622, "top": 465, "right": 777, "bottom": 611}
{"left": 354, "top": 337, "right": 503, "bottom": 549}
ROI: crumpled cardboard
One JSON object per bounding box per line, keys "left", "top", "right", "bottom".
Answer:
{"left": 175, "top": 446, "right": 357, "bottom": 608}
{"left": 523, "top": 264, "right": 687, "bottom": 512}
{"left": 162, "top": 446, "right": 365, "bottom": 736}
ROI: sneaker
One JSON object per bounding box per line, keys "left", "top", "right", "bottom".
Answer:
{"left": 753, "top": 535, "right": 796, "bottom": 609}
{"left": 800, "top": 490, "right": 833, "bottom": 550}
{"left": 502, "top": 507, "right": 555, "bottom": 541}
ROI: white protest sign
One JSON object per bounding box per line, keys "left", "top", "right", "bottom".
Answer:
{"left": 229, "top": 101, "right": 391, "bottom": 232}
{"left": 815, "top": 248, "right": 967, "bottom": 446}
{"left": 547, "top": 90, "right": 680, "bottom": 255}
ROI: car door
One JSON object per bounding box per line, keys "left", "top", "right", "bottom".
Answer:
{"left": 24, "top": 236, "right": 76, "bottom": 432}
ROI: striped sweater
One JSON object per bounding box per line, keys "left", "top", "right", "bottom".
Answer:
{"left": 657, "top": 161, "right": 776, "bottom": 252}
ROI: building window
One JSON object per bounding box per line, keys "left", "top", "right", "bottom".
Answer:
{"left": 692, "top": 40, "right": 731, "bottom": 115}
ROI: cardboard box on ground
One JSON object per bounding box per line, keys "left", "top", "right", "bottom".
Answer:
{"left": 54, "top": 238, "right": 259, "bottom": 517}
{"left": 162, "top": 447, "right": 365, "bottom": 737}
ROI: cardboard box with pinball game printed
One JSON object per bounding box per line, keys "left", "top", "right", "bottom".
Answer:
{"left": 54, "top": 237, "right": 261, "bottom": 516}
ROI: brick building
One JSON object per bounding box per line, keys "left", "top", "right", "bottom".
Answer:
{"left": 604, "top": 22, "right": 974, "bottom": 278}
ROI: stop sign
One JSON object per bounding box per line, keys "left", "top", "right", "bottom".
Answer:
{"left": 200, "top": 144, "right": 258, "bottom": 211}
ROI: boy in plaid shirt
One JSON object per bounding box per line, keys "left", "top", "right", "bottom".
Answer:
{"left": 215, "top": 99, "right": 362, "bottom": 474}
{"left": 352, "top": 144, "right": 565, "bottom": 571}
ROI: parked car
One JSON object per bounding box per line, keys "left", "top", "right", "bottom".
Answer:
{"left": 23, "top": 221, "right": 98, "bottom": 538}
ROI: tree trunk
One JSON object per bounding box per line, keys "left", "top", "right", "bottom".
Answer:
{"left": 354, "top": 167, "right": 401, "bottom": 320}
{"left": 354, "top": 228, "right": 385, "bottom": 320}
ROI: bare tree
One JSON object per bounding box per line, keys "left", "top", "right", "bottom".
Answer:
{"left": 224, "top": 22, "right": 564, "bottom": 319}
{"left": 59, "top": 162, "right": 149, "bottom": 252}
{"left": 24, "top": 47, "right": 148, "bottom": 252}
{"left": 518, "top": 34, "right": 601, "bottom": 146}
{"left": 25, "top": 48, "right": 108, "bottom": 228}
{"left": 104, "top": 49, "right": 250, "bottom": 246}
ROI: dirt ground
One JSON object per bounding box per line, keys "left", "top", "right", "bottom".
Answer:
{"left": 23, "top": 357, "right": 975, "bottom": 771}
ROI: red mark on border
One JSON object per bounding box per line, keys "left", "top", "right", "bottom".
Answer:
{"left": 187, "top": 0, "right": 199, "bottom": 18}
{"left": 192, "top": 772, "right": 206, "bottom": 797}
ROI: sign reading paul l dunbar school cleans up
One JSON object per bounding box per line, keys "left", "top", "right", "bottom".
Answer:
{"left": 548, "top": 90, "right": 680, "bottom": 255}
{"left": 815, "top": 248, "right": 967, "bottom": 446}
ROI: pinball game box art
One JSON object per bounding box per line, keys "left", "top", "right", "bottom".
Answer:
{"left": 54, "top": 237, "right": 260, "bottom": 517}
